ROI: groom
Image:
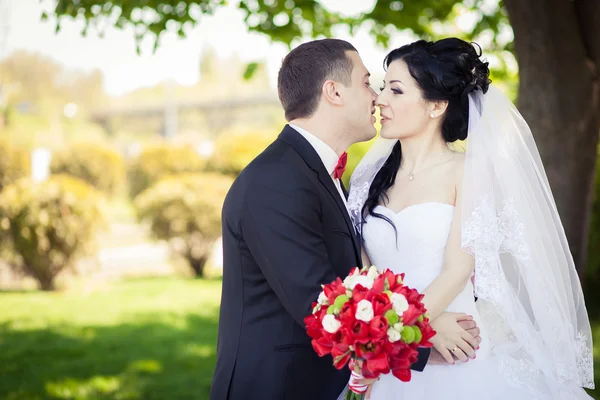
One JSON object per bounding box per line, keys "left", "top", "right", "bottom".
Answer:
{"left": 211, "top": 39, "right": 479, "bottom": 400}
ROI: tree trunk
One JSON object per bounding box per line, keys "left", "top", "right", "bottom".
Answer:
{"left": 504, "top": 0, "right": 600, "bottom": 276}
{"left": 187, "top": 254, "right": 208, "bottom": 277}
{"left": 37, "top": 274, "right": 57, "bottom": 291}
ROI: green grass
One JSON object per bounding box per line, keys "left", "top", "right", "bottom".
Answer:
{"left": 0, "top": 278, "right": 221, "bottom": 400}
{"left": 0, "top": 277, "right": 598, "bottom": 399}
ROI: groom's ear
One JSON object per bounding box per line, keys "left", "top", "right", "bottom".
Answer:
{"left": 322, "top": 80, "right": 344, "bottom": 106}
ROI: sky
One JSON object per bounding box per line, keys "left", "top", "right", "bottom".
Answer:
{"left": 1, "top": 0, "right": 422, "bottom": 97}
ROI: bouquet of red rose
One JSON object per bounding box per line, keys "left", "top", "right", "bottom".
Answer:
{"left": 304, "top": 266, "right": 435, "bottom": 400}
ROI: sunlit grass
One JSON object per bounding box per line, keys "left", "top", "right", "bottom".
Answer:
{"left": 0, "top": 278, "right": 221, "bottom": 400}
{"left": 0, "top": 276, "right": 598, "bottom": 399}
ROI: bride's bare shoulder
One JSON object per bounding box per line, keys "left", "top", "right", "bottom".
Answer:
{"left": 449, "top": 151, "right": 465, "bottom": 183}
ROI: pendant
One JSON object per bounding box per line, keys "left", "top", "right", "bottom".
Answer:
{"left": 409, "top": 174, "right": 414, "bottom": 181}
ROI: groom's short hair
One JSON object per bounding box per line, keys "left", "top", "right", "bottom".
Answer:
{"left": 277, "top": 39, "right": 357, "bottom": 121}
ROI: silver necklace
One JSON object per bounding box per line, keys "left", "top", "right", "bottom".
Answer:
{"left": 404, "top": 151, "right": 448, "bottom": 181}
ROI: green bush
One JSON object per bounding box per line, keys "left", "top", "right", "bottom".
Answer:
{"left": 342, "top": 138, "right": 375, "bottom": 188}
{"left": 128, "top": 144, "right": 206, "bottom": 198}
{"left": 134, "top": 173, "right": 233, "bottom": 277}
{"left": 586, "top": 148, "right": 600, "bottom": 283}
{"left": 51, "top": 143, "right": 125, "bottom": 196}
{"left": 207, "top": 130, "right": 275, "bottom": 176}
{"left": 0, "top": 139, "right": 30, "bottom": 192}
{"left": 0, "top": 175, "right": 103, "bottom": 290}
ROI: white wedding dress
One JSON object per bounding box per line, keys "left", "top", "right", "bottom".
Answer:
{"left": 361, "top": 202, "right": 593, "bottom": 400}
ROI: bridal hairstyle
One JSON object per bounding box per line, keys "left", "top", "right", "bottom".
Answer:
{"left": 277, "top": 38, "right": 357, "bottom": 121}
{"left": 362, "top": 38, "right": 492, "bottom": 230}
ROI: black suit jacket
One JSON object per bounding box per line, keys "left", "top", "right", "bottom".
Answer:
{"left": 210, "top": 125, "right": 428, "bottom": 400}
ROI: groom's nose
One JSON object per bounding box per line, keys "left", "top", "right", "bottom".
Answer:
{"left": 369, "top": 86, "right": 378, "bottom": 98}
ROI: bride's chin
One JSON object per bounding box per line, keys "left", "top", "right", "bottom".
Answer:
{"left": 379, "top": 129, "right": 398, "bottom": 140}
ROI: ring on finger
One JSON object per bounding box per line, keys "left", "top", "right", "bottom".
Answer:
{"left": 450, "top": 346, "right": 458, "bottom": 352}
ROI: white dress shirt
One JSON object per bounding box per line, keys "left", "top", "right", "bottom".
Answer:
{"left": 289, "top": 124, "right": 348, "bottom": 209}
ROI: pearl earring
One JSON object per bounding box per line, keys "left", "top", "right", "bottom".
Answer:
{"left": 430, "top": 113, "right": 435, "bottom": 118}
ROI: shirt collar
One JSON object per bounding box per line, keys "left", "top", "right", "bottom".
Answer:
{"left": 289, "top": 124, "right": 339, "bottom": 176}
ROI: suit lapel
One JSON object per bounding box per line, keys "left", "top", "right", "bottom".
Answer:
{"left": 279, "top": 126, "right": 361, "bottom": 263}
{"left": 340, "top": 180, "right": 349, "bottom": 200}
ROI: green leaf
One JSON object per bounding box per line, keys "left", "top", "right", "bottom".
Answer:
{"left": 384, "top": 309, "right": 399, "bottom": 325}
{"left": 413, "top": 326, "right": 422, "bottom": 343}
{"left": 400, "top": 325, "right": 416, "bottom": 344}
{"left": 243, "top": 62, "right": 259, "bottom": 81}
{"left": 334, "top": 294, "right": 350, "bottom": 309}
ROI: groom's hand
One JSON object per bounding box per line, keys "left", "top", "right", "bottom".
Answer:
{"left": 429, "top": 312, "right": 481, "bottom": 364}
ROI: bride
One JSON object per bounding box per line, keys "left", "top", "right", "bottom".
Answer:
{"left": 347, "top": 38, "right": 594, "bottom": 399}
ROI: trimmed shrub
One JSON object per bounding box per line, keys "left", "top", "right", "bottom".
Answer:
{"left": 0, "top": 139, "right": 30, "bottom": 192}
{"left": 134, "top": 173, "right": 233, "bottom": 277}
{"left": 128, "top": 144, "right": 206, "bottom": 198}
{"left": 207, "top": 130, "right": 275, "bottom": 176}
{"left": 0, "top": 175, "right": 103, "bottom": 290}
{"left": 51, "top": 143, "right": 125, "bottom": 195}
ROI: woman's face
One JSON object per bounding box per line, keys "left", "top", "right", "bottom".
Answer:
{"left": 376, "top": 60, "right": 433, "bottom": 140}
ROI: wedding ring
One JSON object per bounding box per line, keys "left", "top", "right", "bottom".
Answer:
{"left": 450, "top": 346, "right": 458, "bottom": 352}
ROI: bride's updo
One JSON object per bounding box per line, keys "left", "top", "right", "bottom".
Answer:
{"left": 383, "top": 38, "right": 491, "bottom": 142}
{"left": 360, "top": 38, "right": 491, "bottom": 231}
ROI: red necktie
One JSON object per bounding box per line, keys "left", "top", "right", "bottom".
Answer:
{"left": 333, "top": 152, "right": 348, "bottom": 180}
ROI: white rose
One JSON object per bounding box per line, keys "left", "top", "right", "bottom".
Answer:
{"left": 322, "top": 314, "right": 341, "bottom": 334}
{"left": 391, "top": 293, "right": 409, "bottom": 315}
{"left": 366, "top": 266, "right": 379, "bottom": 281}
{"left": 387, "top": 327, "right": 401, "bottom": 343}
{"left": 317, "top": 291, "right": 328, "bottom": 305}
{"left": 343, "top": 275, "right": 374, "bottom": 290}
{"left": 355, "top": 299, "right": 374, "bottom": 322}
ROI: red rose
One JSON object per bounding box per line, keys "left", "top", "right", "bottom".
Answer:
{"left": 304, "top": 314, "right": 323, "bottom": 340}
{"left": 351, "top": 284, "right": 369, "bottom": 303}
{"left": 331, "top": 346, "right": 352, "bottom": 369}
{"left": 324, "top": 278, "right": 347, "bottom": 304}
{"left": 312, "top": 335, "right": 334, "bottom": 357}
{"left": 351, "top": 320, "right": 370, "bottom": 343}
{"left": 383, "top": 269, "right": 400, "bottom": 291}
{"left": 396, "top": 286, "right": 425, "bottom": 308}
{"left": 417, "top": 320, "right": 436, "bottom": 346}
{"left": 388, "top": 342, "right": 418, "bottom": 382}
{"left": 371, "top": 274, "right": 385, "bottom": 295}
{"left": 336, "top": 326, "right": 355, "bottom": 350}
{"left": 402, "top": 304, "right": 422, "bottom": 326}
{"left": 371, "top": 293, "right": 393, "bottom": 317}
{"left": 362, "top": 351, "right": 391, "bottom": 378}
{"left": 355, "top": 339, "right": 385, "bottom": 361}
{"left": 338, "top": 301, "right": 356, "bottom": 326}
{"left": 369, "top": 316, "right": 389, "bottom": 340}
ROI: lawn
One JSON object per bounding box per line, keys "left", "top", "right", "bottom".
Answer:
{"left": 0, "top": 278, "right": 221, "bottom": 400}
{"left": 0, "top": 277, "right": 598, "bottom": 400}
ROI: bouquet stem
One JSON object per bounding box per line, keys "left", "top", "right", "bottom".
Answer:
{"left": 344, "top": 390, "right": 365, "bottom": 400}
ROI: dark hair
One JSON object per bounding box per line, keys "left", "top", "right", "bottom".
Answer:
{"left": 277, "top": 39, "right": 357, "bottom": 121}
{"left": 361, "top": 38, "right": 491, "bottom": 232}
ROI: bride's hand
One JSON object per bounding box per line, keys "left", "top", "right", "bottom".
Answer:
{"left": 429, "top": 312, "right": 481, "bottom": 363}
{"left": 352, "top": 359, "right": 379, "bottom": 399}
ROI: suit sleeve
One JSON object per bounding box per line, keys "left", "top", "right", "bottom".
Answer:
{"left": 411, "top": 347, "right": 430, "bottom": 371}
{"left": 241, "top": 166, "right": 338, "bottom": 326}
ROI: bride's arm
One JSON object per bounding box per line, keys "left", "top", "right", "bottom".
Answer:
{"left": 421, "top": 159, "right": 475, "bottom": 320}
{"left": 361, "top": 247, "right": 371, "bottom": 267}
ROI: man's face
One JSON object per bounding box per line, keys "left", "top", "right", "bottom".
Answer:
{"left": 340, "top": 51, "right": 378, "bottom": 143}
